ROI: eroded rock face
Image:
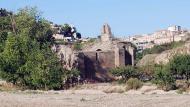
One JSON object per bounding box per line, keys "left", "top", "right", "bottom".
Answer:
{"left": 53, "top": 44, "right": 79, "bottom": 70}
{"left": 137, "top": 54, "right": 158, "bottom": 66}
{"left": 138, "top": 41, "right": 190, "bottom": 66}
{"left": 155, "top": 42, "right": 190, "bottom": 64}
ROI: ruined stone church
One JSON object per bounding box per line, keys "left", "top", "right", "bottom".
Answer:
{"left": 77, "top": 24, "right": 135, "bottom": 81}
{"left": 55, "top": 23, "right": 135, "bottom": 81}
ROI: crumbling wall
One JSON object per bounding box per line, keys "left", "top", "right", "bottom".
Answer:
{"left": 81, "top": 51, "right": 115, "bottom": 81}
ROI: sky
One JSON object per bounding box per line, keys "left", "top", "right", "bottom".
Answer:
{"left": 0, "top": 0, "right": 190, "bottom": 37}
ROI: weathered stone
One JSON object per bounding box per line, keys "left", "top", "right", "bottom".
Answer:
{"left": 101, "top": 23, "right": 112, "bottom": 42}
{"left": 101, "top": 23, "right": 112, "bottom": 35}
{"left": 54, "top": 24, "right": 135, "bottom": 82}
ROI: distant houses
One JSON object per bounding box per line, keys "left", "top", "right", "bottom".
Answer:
{"left": 51, "top": 23, "right": 81, "bottom": 42}
{"left": 125, "top": 26, "right": 190, "bottom": 52}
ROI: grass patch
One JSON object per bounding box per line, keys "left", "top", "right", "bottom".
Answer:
{"left": 126, "top": 78, "right": 143, "bottom": 91}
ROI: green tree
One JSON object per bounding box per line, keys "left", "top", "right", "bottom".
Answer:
{"left": 0, "top": 7, "right": 81, "bottom": 90}
{"left": 0, "top": 8, "right": 12, "bottom": 52}
{"left": 169, "top": 54, "right": 190, "bottom": 82}
{"left": 153, "top": 65, "right": 175, "bottom": 91}
{"left": 0, "top": 7, "right": 65, "bottom": 90}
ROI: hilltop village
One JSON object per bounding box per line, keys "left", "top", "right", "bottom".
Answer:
{"left": 125, "top": 25, "right": 190, "bottom": 52}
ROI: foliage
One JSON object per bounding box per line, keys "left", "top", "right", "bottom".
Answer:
{"left": 142, "top": 41, "right": 185, "bottom": 55}
{"left": 137, "top": 65, "right": 159, "bottom": 82}
{"left": 135, "top": 52, "right": 143, "bottom": 63}
{"left": 0, "top": 8, "right": 12, "bottom": 17}
{"left": 110, "top": 66, "right": 138, "bottom": 81}
{"left": 135, "top": 41, "right": 185, "bottom": 64}
{"left": 0, "top": 7, "right": 74, "bottom": 90}
{"left": 73, "top": 42, "right": 83, "bottom": 50}
{"left": 169, "top": 54, "right": 190, "bottom": 82}
{"left": 65, "top": 68, "right": 80, "bottom": 79}
{"left": 176, "top": 88, "right": 186, "bottom": 94}
{"left": 0, "top": 9, "right": 12, "bottom": 52}
{"left": 126, "top": 78, "right": 143, "bottom": 90}
{"left": 153, "top": 65, "right": 175, "bottom": 91}
{"left": 59, "top": 24, "right": 81, "bottom": 39}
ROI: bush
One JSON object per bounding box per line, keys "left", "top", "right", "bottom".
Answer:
{"left": 169, "top": 54, "right": 190, "bottom": 83}
{"left": 110, "top": 66, "right": 138, "bottom": 81}
{"left": 73, "top": 42, "right": 82, "bottom": 50}
{"left": 153, "top": 66, "right": 175, "bottom": 91}
{"left": 176, "top": 88, "right": 186, "bottom": 94}
{"left": 137, "top": 65, "right": 159, "bottom": 81}
{"left": 126, "top": 78, "right": 143, "bottom": 90}
{"left": 142, "top": 41, "right": 185, "bottom": 55}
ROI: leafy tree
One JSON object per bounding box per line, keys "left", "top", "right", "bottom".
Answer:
{"left": 153, "top": 65, "right": 175, "bottom": 91}
{"left": 0, "top": 7, "right": 81, "bottom": 90}
{"left": 0, "top": 7, "right": 65, "bottom": 90}
{"left": 59, "top": 24, "right": 81, "bottom": 40}
{"left": 169, "top": 54, "right": 190, "bottom": 82}
{"left": 0, "top": 8, "right": 12, "bottom": 17}
{"left": 15, "top": 7, "right": 54, "bottom": 45}
{"left": 0, "top": 9, "right": 12, "bottom": 52}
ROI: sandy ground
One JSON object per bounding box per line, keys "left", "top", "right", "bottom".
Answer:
{"left": 1, "top": 83, "right": 190, "bottom": 107}
{"left": 1, "top": 91, "right": 190, "bottom": 107}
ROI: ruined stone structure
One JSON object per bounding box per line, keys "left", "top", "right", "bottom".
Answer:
{"left": 55, "top": 24, "right": 135, "bottom": 81}
{"left": 101, "top": 23, "right": 112, "bottom": 42}
{"left": 78, "top": 24, "right": 135, "bottom": 81}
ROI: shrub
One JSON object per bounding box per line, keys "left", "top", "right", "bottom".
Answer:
{"left": 169, "top": 54, "right": 190, "bottom": 83}
{"left": 153, "top": 65, "right": 175, "bottom": 91}
{"left": 137, "top": 65, "right": 159, "bottom": 81}
{"left": 176, "top": 88, "right": 186, "bottom": 94}
{"left": 126, "top": 78, "right": 143, "bottom": 90}
{"left": 142, "top": 41, "right": 185, "bottom": 55}
{"left": 73, "top": 42, "right": 82, "bottom": 50}
{"left": 110, "top": 66, "right": 138, "bottom": 81}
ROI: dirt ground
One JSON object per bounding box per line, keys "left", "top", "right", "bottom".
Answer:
{"left": 1, "top": 83, "right": 190, "bottom": 107}
{"left": 0, "top": 91, "right": 190, "bottom": 107}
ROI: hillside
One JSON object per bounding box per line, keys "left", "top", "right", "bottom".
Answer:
{"left": 137, "top": 40, "right": 190, "bottom": 66}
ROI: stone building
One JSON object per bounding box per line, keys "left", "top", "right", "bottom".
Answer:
{"left": 77, "top": 24, "right": 135, "bottom": 81}
{"left": 54, "top": 23, "right": 135, "bottom": 81}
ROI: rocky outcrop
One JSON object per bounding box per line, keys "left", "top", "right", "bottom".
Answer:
{"left": 137, "top": 54, "right": 158, "bottom": 66}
